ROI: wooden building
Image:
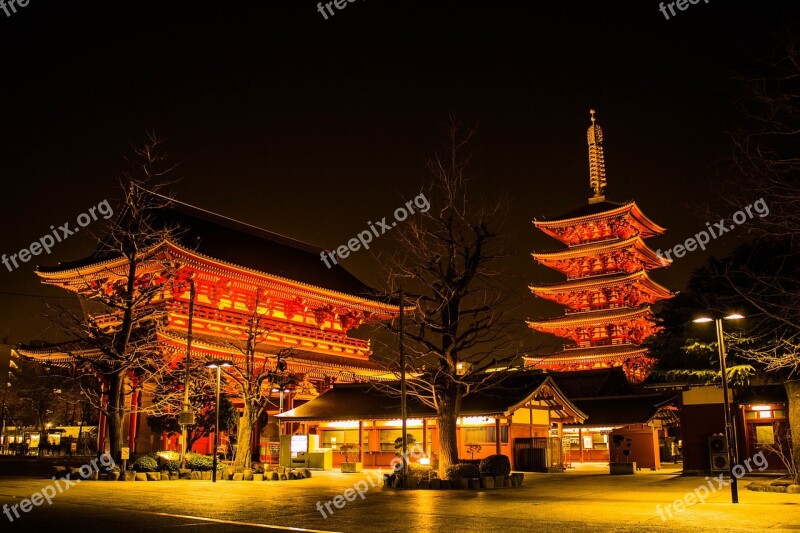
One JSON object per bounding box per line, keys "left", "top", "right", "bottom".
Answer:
{"left": 277, "top": 372, "right": 587, "bottom": 471}
{"left": 551, "top": 368, "right": 679, "bottom": 469}
{"left": 20, "top": 194, "right": 400, "bottom": 458}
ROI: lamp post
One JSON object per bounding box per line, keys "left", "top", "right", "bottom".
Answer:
{"left": 206, "top": 360, "right": 232, "bottom": 483}
{"left": 693, "top": 313, "right": 744, "bottom": 504}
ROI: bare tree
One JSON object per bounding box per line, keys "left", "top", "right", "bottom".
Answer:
{"left": 43, "top": 133, "right": 182, "bottom": 461}
{"left": 219, "top": 289, "right": 296, "bottom": 469}
{"left": 376, "top": 119, "right": 524, "bottom": 477}
{"left": 760, "top": 424, "right": 798, "bottom": 483}
{"left": 719, "top": 41, "right": 800, "bottom": 477}
{"left": 147, "top": 361, "right": 237, "bottom": 452}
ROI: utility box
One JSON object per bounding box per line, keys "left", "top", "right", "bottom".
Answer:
{"left": 308, "top": 449, "right": 333, "bottom": 470}
{"left": 280, "top": 434, "right": 312, "bottom": 467}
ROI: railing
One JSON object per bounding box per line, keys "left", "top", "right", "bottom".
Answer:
{"left": 170, "top": 302, "right": 370, "bottom": 350}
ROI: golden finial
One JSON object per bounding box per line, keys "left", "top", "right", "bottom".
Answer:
{"left": 587, "top": 109, "right": 606, "bottom": 204}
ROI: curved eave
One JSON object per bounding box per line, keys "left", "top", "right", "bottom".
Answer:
{"left": 164, "top": 242, "right": 402, "bottom": 316}
{"left": 532, "top": 236, "right": 666, "bottom": 266}
{"left": 524, "top": 346, "right": 649, "bottom": 365}
{"left": 527, "top": 306, "right": 652, "bottom": 330}
{"left": 17, "top": 346, "right": 99, "bottom": 365}
{"left": 505, "top": 377, "right": 588, "bottom": 423}
{"left": 533, "top": 201, "right": 666, "bottom": 236}
{"left": 35, "top": 240, "right": 403, "bottom": 316}
{"left": 529, "top": 270, "right": 673, "bottom": 298}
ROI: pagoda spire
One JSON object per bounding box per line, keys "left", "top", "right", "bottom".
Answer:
{"left": 587, "top": 109, "right": 607, "bottom": 204}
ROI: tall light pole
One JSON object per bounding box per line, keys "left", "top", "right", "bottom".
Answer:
{"left": 206, "top": 360, "right": 232, "bottom": 483}
{"left": 693, "top": 313, "right": 744, "bottom": 504}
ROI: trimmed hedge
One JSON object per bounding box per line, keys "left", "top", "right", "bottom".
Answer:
{"left": 407, "top": 463, "right": 438, "bottom": 479}
{"left": 162, "top": 459, "right": 181, "bottom": 472}
{"left": 446, "top": 463, "right": 480, "bottom": 479}
{"left": 479, "top": 455, "right": 511, "bottom": 476}
{"left": 132, "top": 455, "right": 159, "bottom": 472}
{"left": 185, "top": 453, "right": 213, "bottom": 471}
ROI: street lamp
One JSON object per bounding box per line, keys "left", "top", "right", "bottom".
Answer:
{"left": 693, "top": 313, "right": 744, "bottom": 504}
{"left": 206, "top": 360, "right": 233, "bottom": 483}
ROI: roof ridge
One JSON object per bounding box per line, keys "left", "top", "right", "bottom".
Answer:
{"left": 144, "top": 188, "right": 325, "bottom": 254}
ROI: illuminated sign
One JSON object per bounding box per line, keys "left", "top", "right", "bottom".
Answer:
{"left": 291, "top": 435, "right": 308, "bottom": 455}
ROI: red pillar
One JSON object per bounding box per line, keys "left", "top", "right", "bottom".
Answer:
{"left": 358, "top": 421, "right": 364, "bottom": 464}
{"left": 495, "top": 418, "right": 502, "bottom": 455}
{"left": 422, "top": 419, "right": 428, "bottom": 455}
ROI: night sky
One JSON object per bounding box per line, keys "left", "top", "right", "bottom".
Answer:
{"left": 1, "top": 1, "right": 796, "bottom": 349}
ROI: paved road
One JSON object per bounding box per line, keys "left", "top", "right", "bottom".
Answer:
{"left": 1, "top": 465, "right": 798, "bottom": 532}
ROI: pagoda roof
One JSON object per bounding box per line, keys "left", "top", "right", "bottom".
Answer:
{"left": 16, "top": 341, "right": 97, "bottom": 367}
{"left": 532, "top": 236, "right": 667, "bottom": 267}
{"left": 276, "top": 372, "right": 587, "bottom": 423}
{"left": 533, "top": 200, "right": 666, "bottom": 242}
{"left": 524, "top": 344, "right": 648, "bottom": 366}
{"left": 36, "top": 194, "right": 391, "bottom": 305}
{"left": 529, "top": 270, "right": 673, "bottom": 299}
{"left": 527, "top": 305, "right": 651, "bottom": 330}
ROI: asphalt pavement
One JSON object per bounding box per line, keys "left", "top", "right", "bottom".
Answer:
{"left": 0, "top": 463, "right": 797, "bottom": 532}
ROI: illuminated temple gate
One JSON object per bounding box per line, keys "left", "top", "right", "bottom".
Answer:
{"left": 21, "top": 195, "right": 400, "bottom": 457}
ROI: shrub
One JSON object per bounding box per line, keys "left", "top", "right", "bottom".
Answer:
{"left": 162, "top": 459, "right": 181, "bottom": 472}
{"left": 339, "top": 444, "right": 359, "bottom": 463}
{"left": 446, "top": 463, "right": 480, "bottom": 479}
{"left": 132, "top": 455, "right": 158, "bottom": 472}
{"left": 479, "top": 455, "right": 511, "bottom": 476}
{"left": 398, "top": 462, "right": 438, "bottom": 480}
{"left": 186, "top": 453, "right": 214, "bottom": 471}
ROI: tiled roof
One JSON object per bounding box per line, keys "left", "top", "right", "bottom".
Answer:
{"left": 38, "top": 194, "right": 385, "bottom": 300}
{"left": 569, "top": 393, "right": 678, "bottom": 426}
{"left": 548, "top": 367, "right": 633, "bottom": 399}
{"left": 277, "top": 372, "right": 587, "bottom": 422}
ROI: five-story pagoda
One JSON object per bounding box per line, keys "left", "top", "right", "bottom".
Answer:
{"left": 525, "top": 111, "right": 672, "bottom": 383}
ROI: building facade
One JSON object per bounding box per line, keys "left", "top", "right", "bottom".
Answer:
{"left": 21, "top": 194, "right": 400, "bottom": 458}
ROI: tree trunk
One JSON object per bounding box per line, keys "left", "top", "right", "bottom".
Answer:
{"left": 106, "top": 371, "right": 125, "bottom": 461}
{"left": 187, "top": 429, "right": 200, "bottom": 453}
{"left": 437, "top": 402, "right": 460, "bottom": 479}
{"left": 784, "top": 380, "right": 800, "bottom": 482}
{"left": 233, "top": 403, "right": 253, "bottom": 469}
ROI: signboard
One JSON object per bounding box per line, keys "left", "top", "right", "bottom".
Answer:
{"left": 179, "top": 410, "right": 195, "bottom": 426}
{"left": 121, "top": 447, "right": 130, "bottom": 460}
{"left": 290, "top": 435, "right": 308, "bottom": 458}
{"left": 70, "top": 442, "right": 77, "bottom": 453}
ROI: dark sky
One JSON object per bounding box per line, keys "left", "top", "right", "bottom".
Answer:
{"left": 0, "top": 0, "right": 796, "bottom": 347}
